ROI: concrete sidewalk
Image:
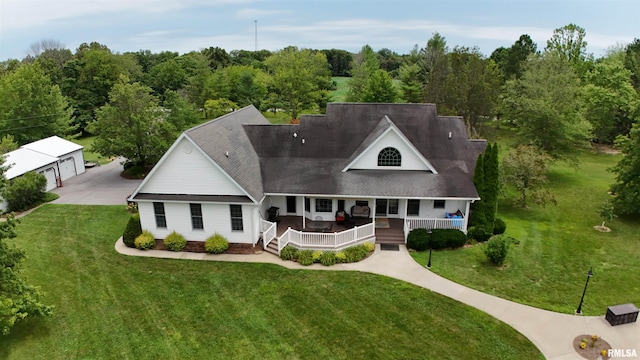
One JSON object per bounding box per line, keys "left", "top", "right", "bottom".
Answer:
{"left": 115, "top": 240, "right": 639, "bottom": 359}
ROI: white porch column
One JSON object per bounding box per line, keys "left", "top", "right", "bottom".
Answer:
{"left": 463, "top": 200, "right": 471, "bottom": 233}
{"left": 302, "top": 197, "right": 306, "bottom": 229}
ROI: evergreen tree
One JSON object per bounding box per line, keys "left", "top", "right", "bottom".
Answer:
{"left": 483, "top": 143, "right": 500, "bottom": 231}
{"left": 470, "top": 153, "right": 486, "bottom": 226}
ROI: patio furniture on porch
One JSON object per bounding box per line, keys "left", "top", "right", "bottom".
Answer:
{"left": 350, "top": 205, "right": 370, "bottom": 219}
{"left": 267, "top": 206, "right": 280, "bottom": 223}
{"left": 335, "top": 210, "right": 350, "bottom": 224}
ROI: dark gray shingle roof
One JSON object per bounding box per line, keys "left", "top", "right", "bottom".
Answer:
{"left": 186, "top": 106, "right": 269, "bottom": 202}
{"left": 184, "top": 103, "right": 485, "bottom": 200}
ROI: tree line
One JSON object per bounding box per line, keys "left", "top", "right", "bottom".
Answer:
{"left": 1, "top": 24, "right": 639, "bottom": 216}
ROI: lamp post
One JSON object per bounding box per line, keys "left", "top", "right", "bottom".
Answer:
{"left": 576, "top": 267, "right": 593, "bottom": 315}
{"left": 427, "top": 229, "right": 433, "bottom": 269}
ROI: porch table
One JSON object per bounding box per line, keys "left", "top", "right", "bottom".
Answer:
{"left": 306, "top": 221, "right": 332, "bottom": 232}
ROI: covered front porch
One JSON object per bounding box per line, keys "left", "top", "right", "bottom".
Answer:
{"left": 261, "top": 214, "right": 467, "bottom": 255}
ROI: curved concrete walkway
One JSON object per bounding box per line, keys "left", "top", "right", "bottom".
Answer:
{"left": 115, "top": 240, "right": 639, "bottom": 359}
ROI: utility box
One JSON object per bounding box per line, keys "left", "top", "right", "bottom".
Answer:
{"left": 605, "top": 303, "right": 638, "bottom": 326}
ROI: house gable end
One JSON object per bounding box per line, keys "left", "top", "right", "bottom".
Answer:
{"left": 132, "top": 135, "right": 254, "bottom": 200}
{"left": 343, "top": 116, "right": 438, "bottom": 173}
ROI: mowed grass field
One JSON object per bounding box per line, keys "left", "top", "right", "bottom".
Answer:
{"left": 412, "top": 129, "right": 640, "bottom": 316}
{"left": 0, "top": 205, "right": 541, "bottom": 359}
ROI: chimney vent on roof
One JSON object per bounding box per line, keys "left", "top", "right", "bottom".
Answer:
{"left": 293, "top": 132, "right": 297, "bottom": 138}
{"left": 302, "top": 138, "right": 305, "bottom": 144}
{"left": 225, "top": 151, "right": 229, "bottom": 157}
{"left": 448, "top": 132, "right": 452, "bottom": 139}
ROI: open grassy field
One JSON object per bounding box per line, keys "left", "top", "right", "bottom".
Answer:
{"left": 331, "top": 77, "right": 350, "bottom": 102}
{"left": 412, "top": 128, "right": 640, "bottom": 316}
{"left": 1, "top": 205, "right": 541, "bottom": 359}
{"left": 72, "top": 136, "right": 111, "bottom": 165}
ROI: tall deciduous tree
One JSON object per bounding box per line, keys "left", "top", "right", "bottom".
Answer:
{"left": 264, "top": 47, "right": 331, "bottom": 120}
{"left": 321, "top": 49, "right": 352, "bottom": 77}
{"left": 89, "top": 77, "right": 176, "bottom": 168}
{"left": 545, "top": 23, "right": 591, "bottom": 76}
{"left": 501, "top": 53, "right": 591, "bottom": 164}
{"left": 61, "top": 42, "right": 140, "bottom": 134}
{"left": 491, "top": 34, "right": 537, "bottom": 80}
{"left": 0, "top": 212, "right": 53, "bottom": 335}
{"left": 581, "top": 59, "right": 639, "bottom": 143}
{"left": 0, "top": 63, "right": 74, "bottom": 144}
{"left": 502, "top": 145, "right": 556, "bottom": 207}
{"left": 610, "top": 122, "right": 640, "bottom": 217}
{"left": 421, "top": 33, "right": 449, "bottom": 107}
{"left": 442, "top": 47, "right": 501, "bottom": 135}
{"left": 624, "top": 38, "right": 640, "bottom": 93}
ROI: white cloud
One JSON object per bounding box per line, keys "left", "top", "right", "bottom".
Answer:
{"left": 235, "top": 8, "right": 287, "bottom": 20}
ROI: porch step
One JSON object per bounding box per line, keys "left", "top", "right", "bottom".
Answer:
{"left": 264, "top": 239, "right": 279, "bottom": 256}
{"left": 376, "top": 232, "right": 405, "bottom": 244}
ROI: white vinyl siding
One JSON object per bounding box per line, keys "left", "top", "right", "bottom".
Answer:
{"left": 348, "top": 129, "right": 430, "bottom": 171}
{"left": 138, "top": 202, "right": 257, "bottom": 244}
{"left": 140, "top": 137, "right": 246, "bottom": 196}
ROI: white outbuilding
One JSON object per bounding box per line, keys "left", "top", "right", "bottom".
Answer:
{"left": 3, "top": 148, "right": 60, "bottom": 191}
{"left": 21, "top": 136, "right": 85, "bottom": 181}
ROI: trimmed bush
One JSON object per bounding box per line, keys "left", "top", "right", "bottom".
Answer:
{"left": 280, "top": 246, "right": 299, "bottom": 260}
{"left": 204, "top": 233, "right": 229, "bottom": 254}
{"left": 493, "top": 218, "right": 507, "bottom": 235}
{"left": 483, "top": 235, "right": 510, "bottom": 266}
{"left": 122, "top": 214, "right": 142, "bottom": 248}
{"left": 134, "top": 230, "right": 156, "bottom": 250}
{"left": 426, "top": 230, "right": 448, "bottom": 250}
{"left": 431, "top": 229, "right": 467, "bottom": 249}
{"left": 312, "top": 250, "right": 323, "bottom": 263}
{"left": 4, "top": 171, "right": 47, "bottom": 212}
{"left": 335, "top": 251, "right": 346, "bottom": 263}
{"left": 467, "top": 226, "right": 492, "bottom": 242}
{"left": 320, "top": 251, "right": 337, "bottom": 266}
{"left": 407, "top": 228, "right": 429, "bottom": 251}
{"left": 363, "top": 242, "right": 375, "bottom": 252}
{"left": 344, "top": 245, "right": 369, "bottom": 263}
{"left": 164, "top": 231, "right": 187, "bottom": 252}
{"left": 297, "top": 250, "right": 314, "bottom": 266}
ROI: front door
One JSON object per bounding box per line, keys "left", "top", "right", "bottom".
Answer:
{"left": 286, "top": 196, "right": 296, "bottom": 214}
{"left": 376, "top": 199, "right": 388, "bottom": 216}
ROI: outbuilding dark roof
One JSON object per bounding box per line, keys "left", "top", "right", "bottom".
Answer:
{"left": 186, "top": 103, "right": 486, "bottom": 200}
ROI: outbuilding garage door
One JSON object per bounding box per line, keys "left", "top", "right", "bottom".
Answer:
{"left": 59, "top": 157, "right": 77, "bottom": 181}
{"left": 38, "top": 168, "right": 57, "bottom": 191}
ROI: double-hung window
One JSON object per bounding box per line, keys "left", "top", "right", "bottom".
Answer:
{"left": 190, "top": 203, "right": 203, "bottom": 230}
{"left": 230, "top": 205, "right": 243, "bottom": 231}
{"left": 153, "top": 202, "right": 167, "bottom": 228}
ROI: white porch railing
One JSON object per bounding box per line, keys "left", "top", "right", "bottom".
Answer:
{"left": 260, "top": 219, "right": 277, "bottom": 250}
{"left": 404, "top": 217, "right": 466, "bottom": 243}
{"left": 278, "top": 222, "right": 375, "bottom": 255}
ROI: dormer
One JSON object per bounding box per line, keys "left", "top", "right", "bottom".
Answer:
{"left": 342, "top": 116, "right": 438, "bottom": 173}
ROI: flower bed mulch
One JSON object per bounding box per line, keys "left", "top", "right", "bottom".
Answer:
{"left": 153, "top": 240, "right": 263, "bottom": 255}
{"left": 572, "top": 334, "right": 612, "bottom": 360}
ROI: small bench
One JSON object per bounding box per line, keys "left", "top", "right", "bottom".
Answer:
{"left": 605, "top": 303, "right": 638, "bottom": 326}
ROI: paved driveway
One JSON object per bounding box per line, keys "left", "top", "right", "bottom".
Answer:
{"left": 52, "top": 158, "right": 143, "bottom": 205}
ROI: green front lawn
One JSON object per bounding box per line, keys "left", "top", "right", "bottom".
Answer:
{"left": 412, "top": 148, "right": 640, "bottom": 316}
{"left": 331, "top": 77, "right": 350, "bottom": 102}
{"left": 1, "top": 205, "right": 541, "bottom": 359}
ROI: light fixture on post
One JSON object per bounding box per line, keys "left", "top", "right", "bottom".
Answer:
{"left": 427, "top": 229, "right": 433, "bottom": 269}
{"left": 576, "top": 267, "right": 593, "bottom": 315}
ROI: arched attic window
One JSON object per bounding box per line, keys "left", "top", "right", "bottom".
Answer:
{"left": 377, "top": 147, "right": 402, "bottom": 166}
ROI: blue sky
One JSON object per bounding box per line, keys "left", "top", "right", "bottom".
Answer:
{"left": 0, "top": 0, "right": 638, "bottom": 60}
